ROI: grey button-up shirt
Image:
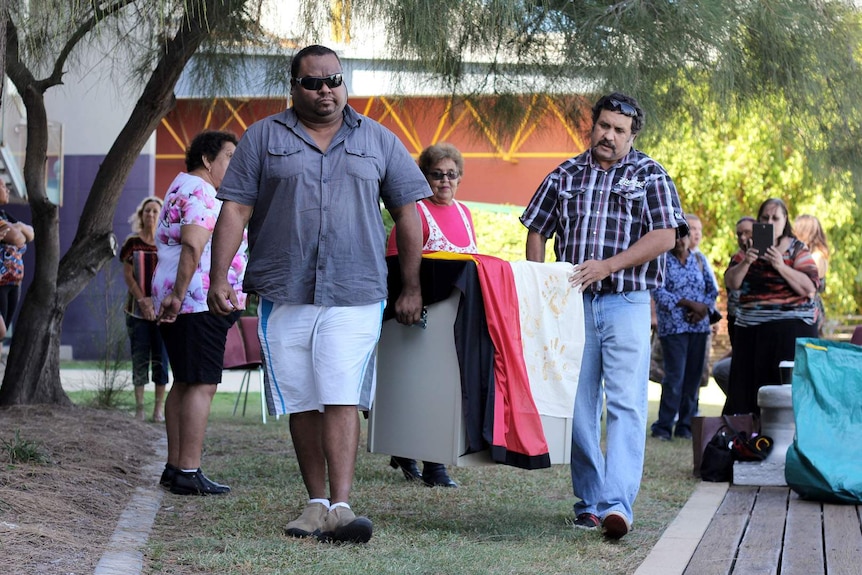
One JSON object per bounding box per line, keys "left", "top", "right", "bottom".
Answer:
{"left": 218, "top": 106, "right": 431, "bottom": 306}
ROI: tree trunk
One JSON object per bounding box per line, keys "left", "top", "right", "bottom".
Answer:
{"left": 0, "top": 0, "right": 239, "bottom": 405}
{"left": 0, "top": 293, "right": 69, "bottom": 404}
{"left": 0, "top": 1, "right": 7, "bottom": 113}
{"left": 0, "top": 49, "right": 68, "bottom": 404}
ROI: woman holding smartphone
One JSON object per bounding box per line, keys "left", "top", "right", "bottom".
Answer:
{"left": 722, "top": 198, "right": 819, "bottom": 415}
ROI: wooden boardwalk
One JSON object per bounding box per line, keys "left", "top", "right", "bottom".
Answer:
{"left": 683, "top": 485, "right": 862, "bottom": 575}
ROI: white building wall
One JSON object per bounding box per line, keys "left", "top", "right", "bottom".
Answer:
{"left": 43, "top": 46, "right": 156, "bottom": 158}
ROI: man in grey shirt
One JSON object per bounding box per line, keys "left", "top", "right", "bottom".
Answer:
{"left": 208, "top": 44, "right": 430, "bottom": 544}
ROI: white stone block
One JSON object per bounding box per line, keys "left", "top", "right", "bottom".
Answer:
{"left": 733, "top": 460, "right": 789, "bottom": 486}
{"left": 733, "top": 383, "right": 795, "bottom": 486}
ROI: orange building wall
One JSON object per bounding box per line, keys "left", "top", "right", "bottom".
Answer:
{"left": 155, "top": 96, "right": 590, "bottom": 207}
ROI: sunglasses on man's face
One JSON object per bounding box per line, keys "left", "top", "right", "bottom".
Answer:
{"left": 293, "top": 73, "right": 344, "bottom": 91}
{"left": 608, "top": 98, "right": 637, "bottom": 117}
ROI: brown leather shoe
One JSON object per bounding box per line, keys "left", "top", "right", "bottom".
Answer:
{"left": 602, "top": 511, "right": 631, "bottom": 540}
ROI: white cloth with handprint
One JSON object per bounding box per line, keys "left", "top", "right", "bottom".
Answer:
{"left": 510, "top": 261, "right": 584, "bottom": 418}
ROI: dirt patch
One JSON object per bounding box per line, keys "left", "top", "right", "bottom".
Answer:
{"left": 0, "top": 405, "right": 163, "bottom": 575}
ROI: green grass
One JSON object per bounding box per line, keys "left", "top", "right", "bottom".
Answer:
{"left": 1, "top": 428, "right": 49, "bottom": 465}
{"left": 61, "top": 360, "right": 134, "bottom": 370}
{"left": 67, "top": 389, "right": 244, "bottom": 419}
{"left": 85, "top": 388, "right": 723, "bottom": 575}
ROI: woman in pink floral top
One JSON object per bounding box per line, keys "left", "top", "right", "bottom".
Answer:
{"left": 153, "top": 130, "right": 248, "bottom": 496}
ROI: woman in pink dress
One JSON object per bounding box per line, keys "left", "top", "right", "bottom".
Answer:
{"left": 385, "top": 142, "right": 477, "bottom": 488}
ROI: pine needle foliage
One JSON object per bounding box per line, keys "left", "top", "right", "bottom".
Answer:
{"left": 297, "top": 1, "right": 862, "bottom": 196}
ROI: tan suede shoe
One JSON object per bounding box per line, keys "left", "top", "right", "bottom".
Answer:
{"left": 316, "top": 506, "right": 373, "bottom": 544}
{"left": 283, "top": 502, "right": 329, "bottom": 538}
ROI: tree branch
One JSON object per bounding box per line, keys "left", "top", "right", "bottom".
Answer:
{"left": 35, "top": 0, "right": 137, "bottom": 93}
{"left": 4, "top": 14, "right": 37, "bottom": 91}
{"left": 58, "top": 0, "right": 241, "bottom": 306}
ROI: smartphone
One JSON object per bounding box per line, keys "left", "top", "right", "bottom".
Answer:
{"left": 751, "top": 223, "right": 773, "bottom": 254}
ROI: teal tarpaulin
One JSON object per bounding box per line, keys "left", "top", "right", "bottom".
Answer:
{"left": 785, "top": 338, "right": 862, "bottom": 504}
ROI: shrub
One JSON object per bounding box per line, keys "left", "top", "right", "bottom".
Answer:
{"left": 2, "top": 429, "right": 49, "bottom": 465}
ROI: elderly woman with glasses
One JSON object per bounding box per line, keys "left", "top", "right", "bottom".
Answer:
{"left": 384, "top": 141, "right": 477, "bottom": 488}
{"left": 387, "top": 142, "right": 477, "bottom": 257}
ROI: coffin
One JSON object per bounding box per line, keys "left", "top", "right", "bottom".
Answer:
{"left": 368, "top": 255, "right": 582, "bottom": 467}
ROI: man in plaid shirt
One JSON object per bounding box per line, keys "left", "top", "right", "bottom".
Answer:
{"left": 521, "top": 92, "right": 688, "bottom": 540}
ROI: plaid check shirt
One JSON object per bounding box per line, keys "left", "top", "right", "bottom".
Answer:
{"left": 520, "top": 147, "right": 687, "bottom": 293}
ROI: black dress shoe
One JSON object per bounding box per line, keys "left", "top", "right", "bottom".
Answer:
{"left": 170, "top": 468, "right": 231, "bottom": 495}
{"left": 389, "top": 456, "right": 422, "bottom": 481}
{"left": 422, "top": 462, "right": 458, "bottom": 488}
{"left": 159, "top": 463, "right": 178, "bottom": 488}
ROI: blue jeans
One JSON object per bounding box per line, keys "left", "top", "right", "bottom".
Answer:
{"left": 651, "top": 332, "right": 708, "bottom": 437}
{"left": 571, "top": 290, "right": 651, "bottom": 523}
{"left": 126, "top": 314, "right": 169, "bottom": 387}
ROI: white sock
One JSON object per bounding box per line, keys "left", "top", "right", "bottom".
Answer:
{"left": 181, "top": 468, "right": 197, "bottom": 473}
{"left": 330, "top": 501, "right": 351, "bottom": 510}
{"left": 309, "top": 498, "right": 330, "bottom": 508}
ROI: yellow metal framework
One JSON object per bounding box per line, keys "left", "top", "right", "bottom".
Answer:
{"left": 157, "top": 95, "right": 586, "bottom": 161}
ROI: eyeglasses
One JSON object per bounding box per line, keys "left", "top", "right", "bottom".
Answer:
{"left": 608, "top": 98, "right": 638, "bottom": 117}
{"left": 293, "top": 73, "right": 343, "bottom": 91}
{"left": 428, "top": 170, "right": 460, "bottom": 181}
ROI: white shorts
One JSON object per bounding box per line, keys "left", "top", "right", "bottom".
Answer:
{"left": 259, "top": 299, "right": 384, "bottom": 415}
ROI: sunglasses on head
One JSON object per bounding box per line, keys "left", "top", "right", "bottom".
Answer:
{"left": 428, "top": 170, "right": 460, "bottom": 181}
{"left": 607, "top": 98, "right": 637, "bottom": 117}
{"left": 293, "top": 73, "right": 343, "bottom": 91}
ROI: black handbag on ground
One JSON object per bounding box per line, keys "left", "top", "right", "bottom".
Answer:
{"left": 700, "top": 426, "right": 735, "bottom": 481}
{"left": 700, "top": 415, "right": 773, "bottom": 482}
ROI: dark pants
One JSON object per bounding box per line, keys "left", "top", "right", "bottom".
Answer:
{"left": 724, "top": 318, "right": 816, "bottom": 416}
{"left": 0, "top": 284, "right": 21, "bottom": 330}
{"left": 652, "top": 332, "right": 709, "bottom": 437}
{"left": 126, "top": 314, "right": 169, "bottom": 387}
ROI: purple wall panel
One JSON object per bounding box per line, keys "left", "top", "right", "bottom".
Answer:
{"left": 5, "top": 154, "right": 154, "bottom": 360}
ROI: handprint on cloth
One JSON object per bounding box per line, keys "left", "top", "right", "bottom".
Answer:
{"left": 511, "top": 261, "right": 585, "bottom": 419}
